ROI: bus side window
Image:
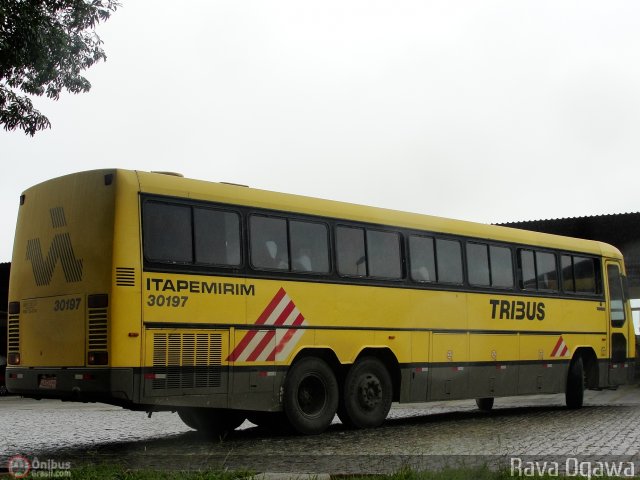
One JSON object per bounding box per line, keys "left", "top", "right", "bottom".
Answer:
{"left": 194, "top": 208, "right": 241, "bottom": 266}
{"left": 336, "top": 226, "right": 366, "bottom": 276}
{"left": 436, "top": 239, "right": 463, "bottom": 284}
{"left": 520, "top": 249, "right": 536, "bottom": 290}
{"left": 290, "top": 220, "right": 330, "bottom": 274}
{"left": 143, "top": 201, "right": 193, "bottom": 263}
{"left": 490, "top": 245, "right": 514, "bottom": 288}
{"left": 561, "top": 255, "right": 598, "bottom": 295}
{"left": 561, "top": 255, "right": 575, "bottom": 292}
{"left": 466, "top": 242, "right": 490, "bottom": 286}
{"left": 574, "top": 256, "right": 597, "bottom": 294}
{"left": 409, "top": 235, "right": 436, "bottom": 282}
{"left": 536, "top": 251, "right": 558, "bottom": 291}
{"left": 250, "top": 215, "right": 289, "bottom": 270}
{"left": 367, "top": 230, "right": 402, "bottom": 279}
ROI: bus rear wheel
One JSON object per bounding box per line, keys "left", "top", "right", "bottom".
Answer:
{"left": 283, "top": 356, "right": 339, "bottom": 435}
{"left": 565, "top": 356, "right": 585, "bottom": 409}
{"left": 178, "top": 407, "right": 245, "bottom": 438}
{"left": 339, "top": 357, "right": 392, "bottom": 429}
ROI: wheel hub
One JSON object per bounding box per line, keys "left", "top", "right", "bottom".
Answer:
{"left": 358, "top": 374, "right": 382, "bottom": 410}
{"left": 298, "top": 374, "right": 326, "bottom": 416}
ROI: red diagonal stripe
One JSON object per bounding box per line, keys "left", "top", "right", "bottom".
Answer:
{"left": 246, "top": 331, "right": 276, "bottom": 362}
{"left": 246, "top": 301, "right": 296, "bottom": 361}
{"left": 256, "top": 287, "right": 287, "bottom": 325}
{"left": 550, "top": 336, "right": 564, "bottom": 358}
{"left": 266, "top": 313, "right": 305, "bottom": 361}
{"left": 227, "top": 288, "right": 287, "bottom": 361}
{"left": 560, "top": 344, "right": 568, "bottom": 357}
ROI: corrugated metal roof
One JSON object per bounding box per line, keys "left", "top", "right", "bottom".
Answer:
{"left": 500, "top": 212, "right": 640, "bottom": 226}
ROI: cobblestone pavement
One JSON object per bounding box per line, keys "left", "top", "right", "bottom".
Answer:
{"left": 2, "top": 386, "right": 640, "bottom": 475}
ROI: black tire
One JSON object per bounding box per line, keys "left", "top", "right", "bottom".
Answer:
{"left": 340, "top": 357, "right": 392, "bottom": 429}
{"left": 283, "top": 356, "right": 339, "bottom": 435}
{"left": 178, "top": 408, "right": 245, "bottom": 438}
{"left": 566, "top": 356, "right": 585, "bottom": 409}
{"left": 475, "top": 397, "right": 494, "bottom": 412}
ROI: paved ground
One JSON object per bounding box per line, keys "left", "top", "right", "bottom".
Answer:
{"left": 2, "top": 386, "right": 640, "bottom": 476}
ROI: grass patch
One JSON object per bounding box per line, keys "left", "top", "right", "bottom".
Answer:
{"left": 67, "top": 465, "right": 634, "bottom": 480}
{"left": 336, "top": 465, "right": 633, "bottom": 480}
{"left": 70, "top": 464, "right": 255, "bottom": 480}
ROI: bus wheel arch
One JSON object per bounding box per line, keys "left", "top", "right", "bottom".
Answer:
{"left": 283, "top": 352, "right": 340, "bottom": 435}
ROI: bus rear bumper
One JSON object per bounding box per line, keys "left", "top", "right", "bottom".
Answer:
{"left": 6, "top": 367, "right": 135, "bottom": 406}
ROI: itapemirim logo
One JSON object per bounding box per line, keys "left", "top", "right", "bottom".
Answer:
{"left": 25, "top": 207, "right": 83, "bottom": 286}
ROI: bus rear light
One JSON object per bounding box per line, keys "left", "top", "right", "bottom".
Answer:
{"left": 88, "top": 294, "right": 109, "bottom": 308}
{"left": 8, "top": 353, "right": 20, "bottom": 365}
{"left": 74, "top": 374, "right": 95, "bottom": 381}
{"left": 8, "top": 301, "right": 20, "bottom": 315}
{"left": 88, "top": 352, "right": 108, "bottom": 365}
{"left": 9, "top": 373, "right": 24, "bottom": 379}
{"left": 144, "top": 373, "right": 167, "bottom": 380}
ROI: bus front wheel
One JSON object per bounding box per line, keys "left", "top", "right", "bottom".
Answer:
{"left": 565, "top": 356, "right": 585, "bottom": 409}
{"left": 283, "top": 356, "right": 339, "bottom": 435}
{"left": 339, "top": 357, "right": 392, "bottom": 428}
{"left": 178, "top": 407, "right": 245, "bottom": 438}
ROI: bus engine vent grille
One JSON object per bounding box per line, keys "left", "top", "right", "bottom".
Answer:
{"left": 115, "top": 267, "right": 135, "bottom": 286}
{"left": 152, "top": 333, "right": 222, "bottom": 390}
{"left": 87, "top": 307, "right": 108, "bottom": 351}
{"left": 7, "top": 313, "right": 19, "bottom": 353}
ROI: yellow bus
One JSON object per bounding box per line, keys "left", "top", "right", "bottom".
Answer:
{"left": 7, "top": 169, "right": 636, "bottom": 435}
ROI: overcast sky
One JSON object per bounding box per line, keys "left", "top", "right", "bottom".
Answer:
{"left": 2, "top": 1, "right": 640, "bottom": 262}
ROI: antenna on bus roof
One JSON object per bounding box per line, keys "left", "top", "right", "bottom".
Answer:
{"left": 151, "top": 171, "right": 184, "bottom": 177}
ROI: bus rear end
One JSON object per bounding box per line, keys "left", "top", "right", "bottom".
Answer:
{"left": 6, "top": 170, "right": 131, "bottom": 405}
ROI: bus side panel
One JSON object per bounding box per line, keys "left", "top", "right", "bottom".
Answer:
{"left": 140, "top": 327, "right": 233, "bottom": 408}
{"left": 429, "top": 333, "right": 469, "bottom": 400}
{"left": 467, "top": 334, "right": 519, "bottom": 398}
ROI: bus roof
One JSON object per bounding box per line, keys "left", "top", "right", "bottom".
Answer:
{"left": 34, "top": 169, "right": 623, "bottom": 260}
